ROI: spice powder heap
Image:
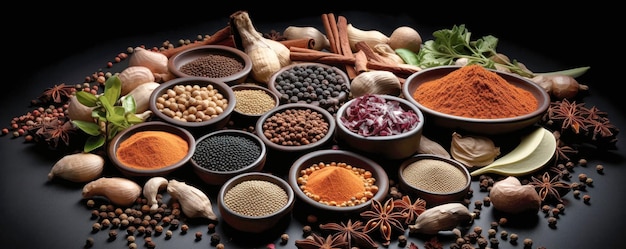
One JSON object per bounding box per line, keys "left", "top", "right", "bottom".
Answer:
{"left": 299, "top": 162, "right": 377, "bottom": 207}
{"left": 116, "top": 130, "right": 189, "bottom": 169}
{"left": 412, "top": 64, "right": 538, "bottom": 119}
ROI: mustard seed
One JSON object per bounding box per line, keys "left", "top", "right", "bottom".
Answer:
{"left": 181, "top": 224, "right": 189, "bottom": 233}
{"left": 207, "top": 223, "right": 216, "bottom": 233}
{"left": 127, "top": 235, "right": 136, "bottom": 243}
{"left": 91, "top": 222, "right": 101, "bottom": 232}
{"left": 583, "top": 194, "right": 591, "bottom": 203}
{"left": 548, "top": 216, "right": 557, "bottom": 227}
{"left": 195, "top": 231, "right": 203, "bottom": 241}
{"left": 500, "top": 230, "right": 508, "bottom": 240}
{"left": 128, "top": 242, "right": 138, "bottom": 249}
{"left": 509, "top": 233, "right": 519, "bottom": 243}
{"left": 108, "top": 230, "right": 118, "bottom": 241}
{"left": 523, "top": 238, "right": 533, "bottom": 246}
{"left": 596, "top": 164, "right": 604, "bottom": 173}
{"left": 165, "top": 230, "right": 173, "bottom": 239}
{"left": 280, "top": 233, "right": 289, "bottom": 244}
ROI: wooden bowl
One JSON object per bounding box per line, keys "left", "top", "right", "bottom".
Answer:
{"left": 168, "top": 45, "right": 252, "bottom": 85}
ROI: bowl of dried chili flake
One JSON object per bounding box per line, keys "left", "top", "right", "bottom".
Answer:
{"left": 335, "top": 94, "right": 425, "bottom": 160}
{"left": 168, "top": 45, "right": 252, "bottom": 85}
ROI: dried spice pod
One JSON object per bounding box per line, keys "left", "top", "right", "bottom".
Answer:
{"left": 489, "top": 176, "right": 542, "bottom": 214}
{"left": 450, "top": 132, "right": 500, "bottom": 169}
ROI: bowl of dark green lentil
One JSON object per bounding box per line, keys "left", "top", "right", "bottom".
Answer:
{"left": 190, "top": 129, "right": 267, "bottom": 185}
{"left": 149, "top": 77, "right": 236, "bottom": 135}
{"left": 230, "top": 84, "right": 279, "bottom": 127}
{"left": 168, "top": 45, "right": 252, "bottom": 85}
{"left": 218, "top": 172, "right": 295, "bottom": 233}
{"left": 268, "top": 62, "right": 350, "bottom": 112}
{"left": 255, "top": 103, "right": 336, "bottom": 155}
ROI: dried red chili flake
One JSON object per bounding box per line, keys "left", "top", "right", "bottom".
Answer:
{"left": 340, "top": 94, "right": 420, "bottom": 136}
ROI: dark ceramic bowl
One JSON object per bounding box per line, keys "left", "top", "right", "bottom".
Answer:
{"left": 108, "top": 121, "right": 195, "bottom": 177}
{"left": 402, "top": 65, "right": 550, "bottom": 135}
{"left": 255, "top": 103, "right": 336, "bottom": 155}
{"left": 335, "top": 94, "right": 425, "bottom": 160}
{"left": 230, "top": 84, "right": 279, "bottom": 126}
{"left": 288, "top": 149, "right": 389, "bottom": 214}
{"left": 167, "top": 45, "right": 252, "bottom": 85}
{"left": 218, "top": 172, "right": 295, "bottom": 233}
{"left": 398, "top": 154, "right": 471, "bottom": 208}
{"left": 149, "top": 77, "right": 236, "bottom": 136}
{"left": 267, "top": 62, "right": 350, "bottom": 109}
{"left": 190, "top": 129, "right": 267, "bottom": 185}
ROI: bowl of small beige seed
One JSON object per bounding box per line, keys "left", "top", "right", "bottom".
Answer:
{"left": 230, "top": 84, "right": 279, "bottom": 127}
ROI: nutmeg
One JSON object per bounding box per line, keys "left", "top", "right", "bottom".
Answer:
{"left": 489, "top": 176, "right": 541, "bottom": 214}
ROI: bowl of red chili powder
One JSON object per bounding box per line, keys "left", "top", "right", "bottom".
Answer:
{"left": 168, "top": 45, "right": 252, "bottom": 85}
{"left": 287, "top": 149, "right": 389, "bottom": 214}
{"left": 108, "top": 121, "right": 195, "bottom": 177}
{"left": 402, "top": 65, "right": 550, "bottom": 135}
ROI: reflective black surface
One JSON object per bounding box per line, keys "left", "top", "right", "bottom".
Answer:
{"left": 4, "top": 4, "right": 621, "bottom": 249}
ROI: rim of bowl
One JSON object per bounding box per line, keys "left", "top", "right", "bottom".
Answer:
{"left": 402, "top": 65, "right": 550, "bottom": 124}
{"left": 190, "top": 129, "right": 267, "bottom": 175}
{"left": 230, "top": 84, "right": 280, "bottom": 117}
{"left": 219, "top": 172, "right": 295, "bottom": 219}
{"left": 267, "top": 62, "right": 350, "bottom": 107}
{"left": 255, "top": 103, "right": 336, "bottom": 152}
{"left": 108, "top": 121, "right": 196, "bottom": 174}
{"left": 398, "top": 154, "right": 471, "bottom": 196}
{"left": 149, "top": 77, "right": 236, "bottom": 128}
{"left": 336, "top": 94, "right": 425, "bottom": 140}
{"left": 288, "top": 149, "right": 390, "bottom": 213}
{"left": 167, "top": 45, "right": 252, "bottom": 84}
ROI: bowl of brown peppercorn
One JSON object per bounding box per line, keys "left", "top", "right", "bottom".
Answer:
{"left": 255, "top": 103, "right": 336, "bottom": 156}
{"left": 168, "top": 45, "right": 252, "bottom": 85}
{"left": 148, "top": 77, "right": 236, "bottom": 136}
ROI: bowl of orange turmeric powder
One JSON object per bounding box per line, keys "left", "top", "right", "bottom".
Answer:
{"left": 108, "top": 121, "right": 195, "bottom": 177}
{"left": 402, "top": 65, "right": 550, "bottom": 135}
{"left": 288, "top": 149, "right": 389, "bottom": 215}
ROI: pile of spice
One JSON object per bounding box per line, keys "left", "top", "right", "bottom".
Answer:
{"left": 261, "top": 107, "right": 330, "bottom": 146}
{"left": 179, "top": 53, "right": 245, "bottom": 78}
{"left": 223, "top": 179, "right": 289, "bottom": 216}
{"left": 232, "top": 87, "right": 276, "bottom": 115}
{"left": 411, "top": 64, "right": 538, "bottom": 119}
{"left": 192, "top": 132, "right": 262, "bottom": 172}
{"left": 116, "top": 130, "right": 188, "bottom": 169}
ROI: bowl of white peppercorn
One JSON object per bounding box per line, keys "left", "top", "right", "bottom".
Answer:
{"left": 149, "top": 77, "right": 236, "bottom": 135}
{"left": 190, "top": 129, "right": 267, "bottom": 185}
{"left": 218, "top": 172, "right": 295, "bottom": 233}
{"left": 230, "top": 84, "right": 279, "bottom": 127}
{"left": 168, "top": 45, "right": 252, "bottom": 85}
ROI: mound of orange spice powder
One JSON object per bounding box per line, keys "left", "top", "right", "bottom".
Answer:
{"left": 298, "top": 162, "right": 377, "bottom": 207}
{"left": 116, "top": 131, "right": 189, "bottom": 169}
{"left": 411, "top": 65, "right": 538, "bottom": 119}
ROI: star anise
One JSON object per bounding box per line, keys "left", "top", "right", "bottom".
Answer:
{"left": 319, "top": 219, "right": 379, "bottom": 249}
{"left": 392, "top": 195, "right": 426, "bottom": 225}
{"left": 39, "top": 83, "right": 75, "bottom": 104}
{"left": 360, "top": 198, "right": 406, "bottom": 246}
{"left": 33, "top": 117, "right": 75, "bottom": 148}
{"left": 553, "top": 131, "right": 578, "bottom": 163}
{"left": 528, "top": 172, "right": 571, "bottom": 203}
{"left": 547, "top": 99, "right": 588, "bottom": 134}
{"left": 294, "top": 233, "right": 348, "bottom": 249}
{"left": 586, "top": 117, "right": 616, "bottom": 140}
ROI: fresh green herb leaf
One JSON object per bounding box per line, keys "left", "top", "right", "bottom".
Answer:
{"left": 71, "top": 120, "right": 101, "bottom": 136}
{"left": 75, "top": 91, "right": 98, "bottom": 107}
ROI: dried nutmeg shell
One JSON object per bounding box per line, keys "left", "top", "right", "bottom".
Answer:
{"left": 490, "top": 176, "right": 542, "bottom": 214}
{"left": 450, "top": 132, "right": 500, "bottom": 169}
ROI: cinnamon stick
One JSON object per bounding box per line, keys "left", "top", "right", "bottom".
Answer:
{"left": 354, "top": 50, "right": 368, "bottom": 74}
{"left": 160, "top": 26, "right": 233, "bottom": 58}
{"left": 279, "top": 38, "right": 316, "bottom": 50}
{"left": 322, "top": 13, "right": 341, "bottom": 54}
{"left": 354, "top": 41, "right": 387, "bottom": 64}
{"left": 336, "top": 16, "right": 357, "bottom": 79}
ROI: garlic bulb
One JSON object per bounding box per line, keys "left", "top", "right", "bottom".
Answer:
{"left": 409, "top": 203, "right": 474, "bottom": 235}
{"left": 82, "top": 177, "right": 142, "bottom": 207}
{"left": 230, "top": 11, "right": 291, "bottom": 84}
{"left": 167, "top": 179, "right": 217, "bottom": 220}
{"left": 48, "top": 152, "right": 104, "bottom": 183}
{"left": 66, "top": 95, "right": 95, "bottom": 122}
{"left": 450, "top": 132, "right": 501, "bottom": 169}
{"left": 283, "top": 26, "right": 330, "bottom": 51}
{"left": 118, "top": 66, "right": 156, "bottom": 95}
{"left": 129, "top": 47, "right": 169, "bottom": 76}
{"left": 373, "top": 43, "right": 405, "bottom": 64}
{"left": 120, "top": 82, "right": 160, "bottom": 113}
{"left": 490, "top": 176, "right": 542, "bottom": 214}
{"left": 346, "top": 24, "right": 390, "bottom": 52}
{"left": 143, "top": 177, "right": 168, "bottom": 212}
{"left": 350, "top": 71, "right": 401, "bottom": 97}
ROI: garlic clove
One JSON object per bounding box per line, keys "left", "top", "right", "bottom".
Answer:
{"left": 283, "top": 26, "right": 330, "bottom": 51}
{"left": 48, "top": 152, "right": 104, "bottom": 183}
{"left": 129, "top": 47, "right": 170, "bottom": 75}
{"left": 82, "top": 177, "right": 142, "bottom": 207}
{"left": 350, "top": 71, "right": 401, "bottom": 98}
{"left": 66, "top": 95, "right": 95, "bottom": 123}
{"left": 408, "top": 203, "right": 474, "bottom": 235}
{"left": 118, "top": 66, "right": 156, "bottom": 95}
{"left": 346, "top": 23, "right": 390, "bottom": 52}
{"left": 167, "top": 179, "right": 217, "bottom": 220}
{"left": 120, "top": 82, "right": 160, "bottom": 113}
{"left": 450, "top": 132, "right": 500, "bottom": 169}
{"left": 143, "top": 177, "right": 169, "bottom": 212}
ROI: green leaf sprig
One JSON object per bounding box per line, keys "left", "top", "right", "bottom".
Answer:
{"left": 71, "top": 75, "right": 144, "bottom": 152}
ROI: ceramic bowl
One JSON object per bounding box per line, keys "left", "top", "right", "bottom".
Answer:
{"left": 335, "top": 94, "right": 425, "bottom": 160}
{"left": 167, "top": 45, "right": 252, "bottom": 85}
{"left": 267, "top": 62, "right": 350, "bottom": 109}
{"left": 218, "top": 172, "right": 295, "bottom": 233}
{"left": 190, "top": 129, "right": 267, "bottom": 185}
{"left": 255, "top": 103, "right": 336, "bottom": 155}
{"left": 398, "top": 154, "right": 471, "bottom": 208}
{"left": 149, "top": 77, "right": 236, "bottom": 136}
{"left": 402, "top": 65, "right": 550, "bottom": 135}
{"left": 108, "top": 121, "right": 195, "bottom": 177}
{"left": 230, "top": 84, "right": 279, "bottom": 126}
{"left": 288, "top": 149, "right": 389, "bottom": 214}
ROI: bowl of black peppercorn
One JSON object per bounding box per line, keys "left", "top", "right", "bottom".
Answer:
{"left": 190, "top": 129, "right": 267, "bottom": 185}
{"left": 168, "top": 45, "right": 253, "bottom": 85}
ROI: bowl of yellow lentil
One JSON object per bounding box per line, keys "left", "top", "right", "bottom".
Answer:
{"left": 287, "top": 149, "right": 389, "bottom": 214}
{"left": 218, "top": 172, "right": 295, "bottom": 233}
{"left": 230, "top": 84, "right": 279, "bottom": 127}
{"left": 397, "top": 154, "right": 471, "bottom": 208}
{"left": 149, "top": 77, "right": 236, "bottom": 135}
{"left": 168, "top": 45, "right": 252, "bottom": 85}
